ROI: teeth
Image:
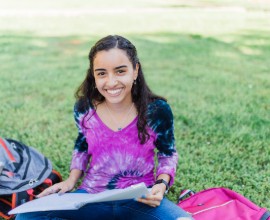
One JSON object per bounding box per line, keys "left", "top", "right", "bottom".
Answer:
{"left": 107, "top": 88, "right": 122, "bottom": 95}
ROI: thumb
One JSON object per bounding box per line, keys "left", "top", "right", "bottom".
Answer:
{"left": 151, "top": 187, "right": 161, "bottom": 195}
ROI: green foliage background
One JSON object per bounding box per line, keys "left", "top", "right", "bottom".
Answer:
{"left": 0, "top": 0, "right": 269, "bottom": 217}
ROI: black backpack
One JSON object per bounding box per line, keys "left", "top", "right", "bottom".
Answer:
{"left": 0, "top": 138, "right": 62, "bottom": 219}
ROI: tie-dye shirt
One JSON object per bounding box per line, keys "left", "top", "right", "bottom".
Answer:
{"left": 70, "top": 99, "right": 178, "bottom": 194}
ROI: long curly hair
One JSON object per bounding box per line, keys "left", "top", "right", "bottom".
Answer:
{"left": 75, "top": 35, "right": 166, "bottom": 144}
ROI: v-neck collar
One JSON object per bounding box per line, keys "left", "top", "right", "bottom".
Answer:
{"left": 94, "top": 111, "right": 138, "bottom": 133}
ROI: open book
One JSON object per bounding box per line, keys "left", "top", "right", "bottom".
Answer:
{"left": 9, "top": 183, "right": 149, "bottom": 215}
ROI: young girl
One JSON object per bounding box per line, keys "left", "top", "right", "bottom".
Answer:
{"left": 16, "top": 35, "right": 192, "bottom": 220}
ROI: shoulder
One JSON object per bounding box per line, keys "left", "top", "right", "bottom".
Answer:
{"left": 147, "top": 99, "right": 173, "bottom": 121}
{"left": 74, "top": 100, "right": 95, "bottom": 120}
{"left": 146, "top": 99, "right": 174, "bottom": 131}
{"left": 146, "top": 99, "right": 175, "bottom": 153}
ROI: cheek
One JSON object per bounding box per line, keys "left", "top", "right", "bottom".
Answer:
{"left": 121, "top": 76, "right": 134, "bottom": 88}
{"left": 95, "top": 79, "right": 105, "bottom": 91}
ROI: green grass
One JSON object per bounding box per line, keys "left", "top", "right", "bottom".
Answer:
{"left": 0, "top": 0, "right": 269, "bottom": 217}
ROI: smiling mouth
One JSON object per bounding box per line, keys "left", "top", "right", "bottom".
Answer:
{"left": 106, "top": 88, "right": 123, "bottom": 95}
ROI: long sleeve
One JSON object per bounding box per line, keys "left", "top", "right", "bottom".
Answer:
{"left": 70, "top": 102, "right": 90, "bottom": 171}
{"left": 147, "top": 100, "right": 178, "bottom": 186}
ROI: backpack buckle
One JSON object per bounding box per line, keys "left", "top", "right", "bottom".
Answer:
{"left": 28, "top": 179, "right": 39, "bottom": 186}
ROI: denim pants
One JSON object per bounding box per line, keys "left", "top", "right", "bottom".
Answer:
{"left": 15, "top": 190, "right": 193, "bottom": 220}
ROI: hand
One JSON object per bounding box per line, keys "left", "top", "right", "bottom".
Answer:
{"left": 136, "top": 183, "right": 166, "bottom": 207}
{"left": 36, "top": 178, "right": 76, "bottom": 198}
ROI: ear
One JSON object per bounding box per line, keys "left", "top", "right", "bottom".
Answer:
{"left": 133, "top": 63, "right": 139, "bottom": 80}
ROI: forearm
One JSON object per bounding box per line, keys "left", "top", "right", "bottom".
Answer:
{"left": 68, "top": 168, "right": 83, "bottom": 186}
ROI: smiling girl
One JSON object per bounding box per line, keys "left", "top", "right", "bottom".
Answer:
{"left": 16, "top": 35, "right": 192, "bottom": 220}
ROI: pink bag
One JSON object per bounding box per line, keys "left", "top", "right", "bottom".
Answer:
{"left": 178, "top": 187, "right": 270, "bottom": 220}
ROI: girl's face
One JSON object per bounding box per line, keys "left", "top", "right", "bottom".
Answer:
{"left": 93, "top": 48, "right": 138, "bottom": 106}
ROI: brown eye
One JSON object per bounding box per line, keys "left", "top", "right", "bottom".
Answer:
{"left": 117, "top": 70, "right": 125, "bottom": 74}
{"left": 97, "top": 72, "right": 106, "bottom": 76}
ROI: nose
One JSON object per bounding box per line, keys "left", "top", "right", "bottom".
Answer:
{"left": 107, "top": 73, "right": 118, "bottom": 87}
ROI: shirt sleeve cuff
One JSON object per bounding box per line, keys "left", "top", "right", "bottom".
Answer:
{"left": 156, "top": 151, "right": 178, "bottom": 186}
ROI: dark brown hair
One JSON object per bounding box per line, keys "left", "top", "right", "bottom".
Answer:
{"left": 75, "top": 35, "right": 166, "bottom": 144}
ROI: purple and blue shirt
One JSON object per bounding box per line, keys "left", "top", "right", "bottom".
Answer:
{"left": 70, "top": 99, "right": 178, "bottom": 193}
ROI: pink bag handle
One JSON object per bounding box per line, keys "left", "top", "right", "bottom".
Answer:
{"left": 178, "top": 189, "right": 196, "bottom": 203}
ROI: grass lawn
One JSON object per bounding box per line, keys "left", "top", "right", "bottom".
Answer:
{"left": 0, "top": 0, "right": 269, "bottom": 216}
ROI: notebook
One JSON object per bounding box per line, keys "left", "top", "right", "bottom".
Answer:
{"left": 9, "top": 182, "right": 149, "bottom": 215}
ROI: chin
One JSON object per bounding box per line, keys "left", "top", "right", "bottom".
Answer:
{"left": 105, "top": 97, "right": 125, "bottom": 104}
{"left": 104, "top": 94, "right": 132, "bottom": 105}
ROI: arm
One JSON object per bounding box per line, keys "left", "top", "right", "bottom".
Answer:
{"left": 37, "top": 169, "right": 82, "bottom": 197}
{"left": 38, "top": 103, "right": 90, "bottom": 197}
{"left": 138, "top": 100, "right": 178, "bottom": 207}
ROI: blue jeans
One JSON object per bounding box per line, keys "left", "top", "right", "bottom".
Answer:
{"left": 16, "top": 190, "right": 193, "bottom": 220}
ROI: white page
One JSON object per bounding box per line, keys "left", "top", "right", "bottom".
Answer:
{"left": 9, "top": 183, "right": 150, "bottom": 215}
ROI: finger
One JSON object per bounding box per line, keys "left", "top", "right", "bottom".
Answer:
{"left": 137, "top": 193, "right": 163, "bottom": 206}
{"left": 58, "top": 186, "right": 71, "bottom": 195}
{"left": 150, "top": 190, "right": 164, "bottom": 197}
{"left": 37, "top": 188, "right": 51, "bottom": 198}
{"left": 151, "top": 190, "right": 162, "bottom": 196}
{"left": 144, "top": 194, "right": 163, "bottom": 202}
{"left": 37, "top": 186, "right": 57, "bottom": 198}
{"left": 36, "top": 189, "right": 49, "bottom": 198}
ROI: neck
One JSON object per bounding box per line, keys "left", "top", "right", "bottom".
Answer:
{"left": 104, "top": 100, "right": 136, "bottom": 131}
{"left": 104, "top": 96, "right": 133, "bottom": 113}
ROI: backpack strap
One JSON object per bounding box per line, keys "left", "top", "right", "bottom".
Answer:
{"left": 12, "top": 190, "right": 35, "bottom": 208}
{"left": 261, "top": 211, "right": 270, "bottom": 220}
{"left": 50, "top": 170, "right": 62, "bottom": 183}
{"left": 0, "top": 197, "right": 12, "bottom": 219}
{"left": 0, "top": 138, "right": 16, "bottom": 162}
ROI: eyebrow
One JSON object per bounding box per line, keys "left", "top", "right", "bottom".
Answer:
{"left": 94, "top": 65, "right": 128, "bottom": 72}
{"left": 115, "top": 65, "right": 127, "bottom": 70}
